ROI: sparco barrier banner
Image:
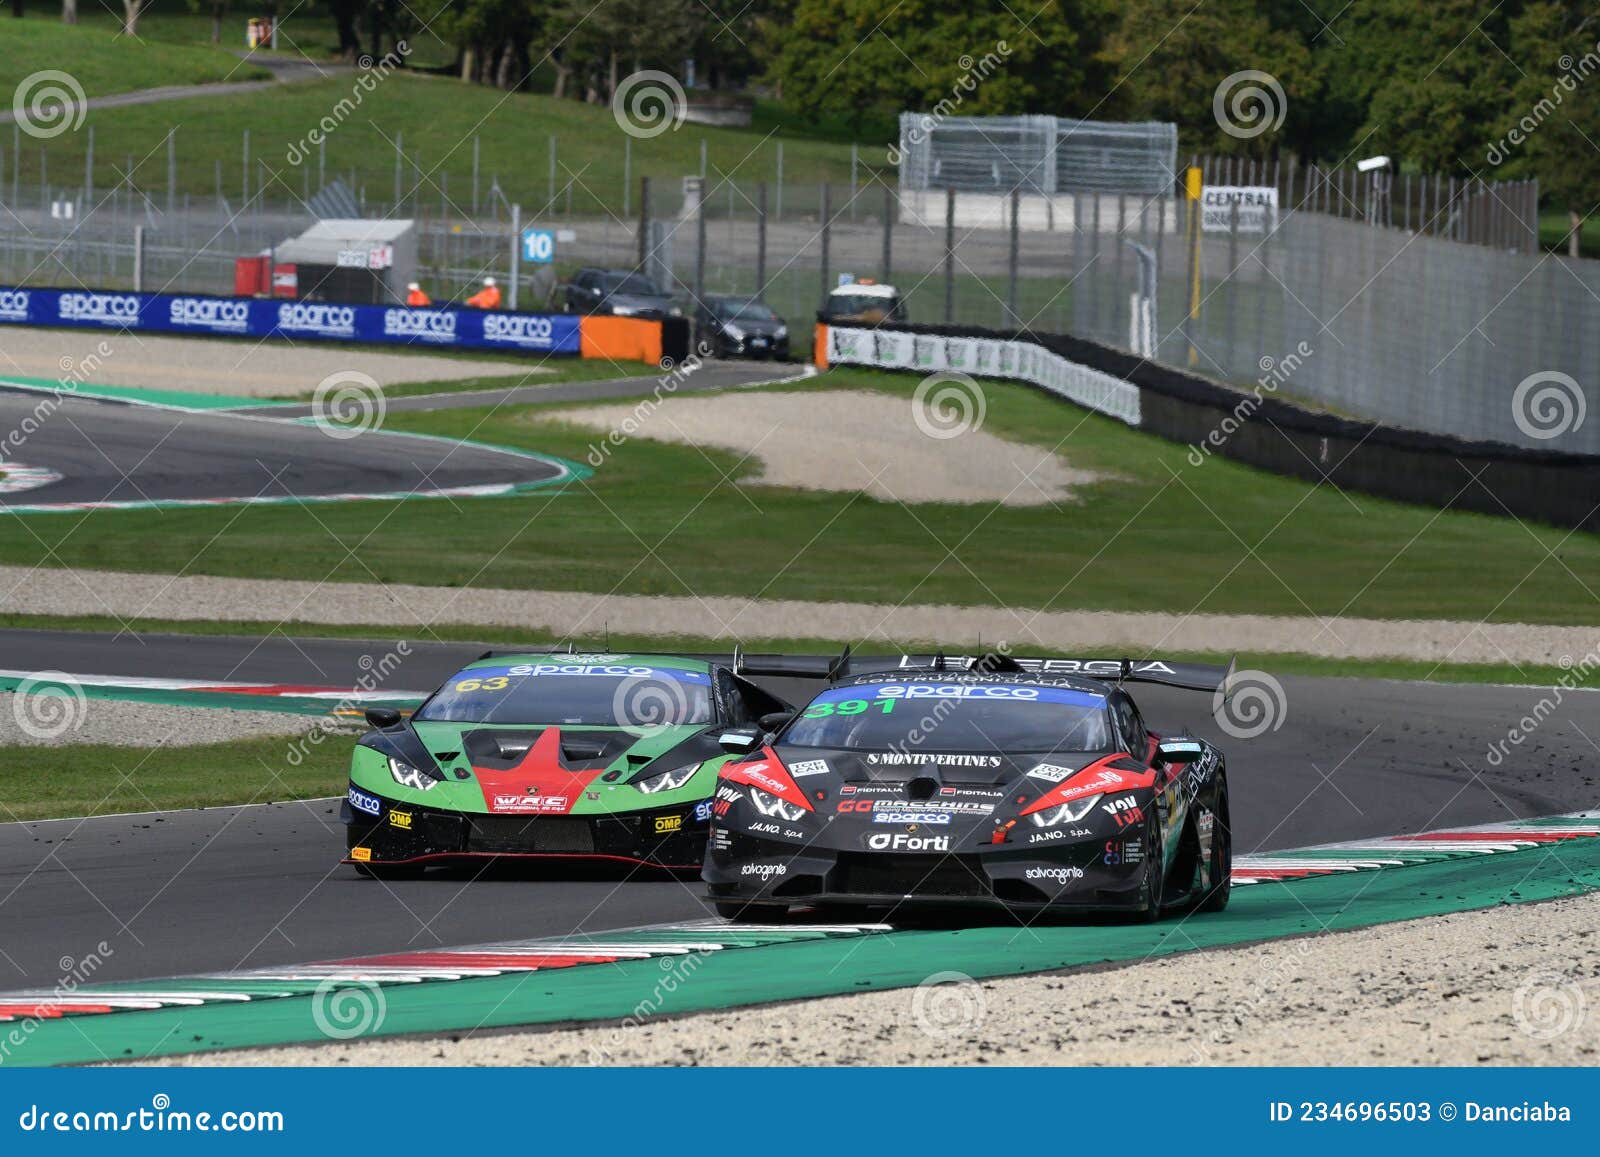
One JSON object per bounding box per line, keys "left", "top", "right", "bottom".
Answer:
{"left": 0, "top": 287, "right": 582, "bottom": 355}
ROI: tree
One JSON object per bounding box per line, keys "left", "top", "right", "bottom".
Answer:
{"left": 1108, "top": 0, "right": 1313, "bottom": 157}
{"left": 62, "top": 0, "right": 75, "bottom": 24}
{"left": 122, "top": 0, "right": 144, "bottom": 35}
{"left": 1506, "top": 1, "right": 1600, "bottom": 255}
{"left": 769, "top": 0, "right": 1118, "bottom": 135}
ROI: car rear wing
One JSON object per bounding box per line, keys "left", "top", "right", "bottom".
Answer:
{"left": 734, "top": 646, "right": 1233, "bottom": 693}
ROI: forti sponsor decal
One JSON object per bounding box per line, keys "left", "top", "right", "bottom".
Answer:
{"left": 1027, "top": 762, "right": 1077, "bottom": 783}
{"left": 168, "top": 297, "right": 250, "bottom": 331}
{"left": 347, "top": 786, "right": 382, "bottom": 816}
{"left": 787, "top": 758, "right": 830, "bottom": 777}
{"left": 388, "top": 810, "right": 413, "bottom": 830}
{"left": 740, "top": 862, "right": 788, "bottom": 879}
{"left": 867, "top": 832, "right": 950, "bottom": 852}
{"left": 58, "top": 292, "right": 140, "bottom": 324}
{"left": 1025, "top": 865, "right": 1084, "bottom": 882}
{"left": 383, "top": 308, "right": 458, "bottom": 340}
{"left": 866, "top": 752, "right": 1002, "bottom": 768}
{"left": 873, "top": 810, "right": 953, "bottom": 825}
{"left": 490, "top": 793, "right": 569, "bottom": 814}
{"left": 653, "top": 814, "right": 684, "bottom": 834}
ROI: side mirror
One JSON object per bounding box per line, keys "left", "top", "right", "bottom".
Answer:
{"left": 364, "top": 707, "right": 402, "bottom": 730}
{"left": 1153, "top": 738, "right": 1205, "bottom": 766}
{"left": 717, "top": 727, "right": 761, "bottom": 755}
{"left": 758, "top": 711, "right": 795, "bottom": 734}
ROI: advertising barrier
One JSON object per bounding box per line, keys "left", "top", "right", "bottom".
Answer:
{"left": 0, "top": 286, "right": 583, "bottom": 355}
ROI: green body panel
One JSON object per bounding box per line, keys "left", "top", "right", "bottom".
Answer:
{"left": 346, "top": 652, "right": 732, "bottom": 816}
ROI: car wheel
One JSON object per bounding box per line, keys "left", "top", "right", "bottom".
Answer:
{"left": 1197, "top": 784, "right": 1232, "bottom": 913}
{"left": 715, "top": 900, "right": 787, "bottom": 923}
{"left": 1136, "top": 810, "right": 1166, "bottom": 921}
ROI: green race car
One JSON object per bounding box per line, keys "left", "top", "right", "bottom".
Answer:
{"left": 341, "top": 651, "right": 793, "bottom": 876}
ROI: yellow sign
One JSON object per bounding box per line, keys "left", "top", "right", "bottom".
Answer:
{"left": 351, "top": 846, "right": 372, "bottom": 862}
{"left": 654, "top": 815, "right": 684, "bottom": 834}
{"left": 389, "top": 811, "right": 413, "bottom": 830}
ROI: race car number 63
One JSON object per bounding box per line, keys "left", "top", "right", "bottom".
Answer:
{"left": 1269, "top": 1102, "right": 1434, "bottom": 1123}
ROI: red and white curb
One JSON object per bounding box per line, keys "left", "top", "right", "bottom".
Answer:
{"left": 1232, "top": 812, "right": 1600, "bottom": 884}
{"left": 0, "top": 669, "right": 426, "bottom": 716}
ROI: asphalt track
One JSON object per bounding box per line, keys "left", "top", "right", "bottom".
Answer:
{"left": 1, "top": 626, "right": 1597, "bottom": 987}
{"left": 0, "top": 360, "right": 794, "bottom": 508}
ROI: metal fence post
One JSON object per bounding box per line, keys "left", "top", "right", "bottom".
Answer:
{"left": 944, "top": 187, "right": 956, "bottom": 324}
{"left": 166, "top": 128, "right": 176, "bottom": 216}
{"left": 132, "top": 224, "right": 144, "bottom": 293}
{"left": 243, "top": 128, "right": 251, "bottom": 206}
{"left": 756, "top": 181, "right": 768, "bottom": 294}
{"left": 548, "top": 136, "right": 556, "bottom": 213}
{"left": 1007, "top": 186, "right": 1020, "bottom": 328}
{"left": 622, "top": 137, "right": 631, "bottom": 220}
{"left": 510, "top": 202, "right": 521, "bottom": 311}
{"left": 849, "top": 143, "right": 858, "bottom": 221}
{"left": 880, "top": 183, "right": 894, "bottom": 283}
{"left": 1224, "top": 198, "right": 1239, "bottom": 372}
{"left": 637, "top": 175, "right": 651, "bottom": 269}
{"left": 775, "top": 143, "right": 783, "bottom": 220}
{"left": 85, "top": 125, "right": 94, "bottom": 206}
{"left": 819, "top": 182, "right": 832, "bottom": 304}
{"left": 694, "top": 182, "right": 707, "bottom": 307}
{"left": 472, "top": 135, "right": 480, "bottom": 216}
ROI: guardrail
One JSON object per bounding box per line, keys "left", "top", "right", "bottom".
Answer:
{"left": 815, "top": 319, "right": 1600, "bottom": 532}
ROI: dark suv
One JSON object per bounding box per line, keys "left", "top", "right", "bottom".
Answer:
{"left": 560, "top": 268, "right": 681, "bottom": 319}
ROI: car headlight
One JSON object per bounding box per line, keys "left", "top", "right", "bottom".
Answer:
{"left": 669, "top": 306, "right": 684, "bottom": 317}
{"left": 611, "top": 304, "right": 637, "bottom": 317}
{"left": 389, "top": 757, "right": 439, "bottom": 791}
{"left": 774, "top": 326, "right": 787, "bottom": 339}
{"left": 749, "top": 788, "right": 806, "bottom": 823}
{"left": 1029, "top": 794, "right": 1101, "bottom": 828}
{"left": 723, "top": 323, "right": 745, "bottom": 340}
{"left": 634, "top": 762, "right": 702, "bottom": 794}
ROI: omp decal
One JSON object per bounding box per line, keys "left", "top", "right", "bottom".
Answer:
{"left": 1231, "top": 813, "right": 1600, "bottom": 885}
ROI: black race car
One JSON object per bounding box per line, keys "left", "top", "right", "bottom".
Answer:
{"left": 703, "top": 652, "right": 1233, "bottom": 921}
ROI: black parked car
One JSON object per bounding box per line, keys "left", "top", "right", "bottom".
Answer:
{"left": 560, "top": 268, "right": 682, "bottom": 319}
{"left": 694, "top": 295, "right": 790, "bottom": 360}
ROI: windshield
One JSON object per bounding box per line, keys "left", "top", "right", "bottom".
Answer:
{"left": 782, "top": 682, "right": 1110, "bottom": 754}
{"left": 601, "top": 273, "right": 662, "bottom": 296}
{"left": 827, "top": 292, "right": 900, "bottom": 317}
{"left": 415, "top": 662, "right": 713, "bottom": 727}
{"left": 718, "top": 300, "right": 778, "bottom": 321}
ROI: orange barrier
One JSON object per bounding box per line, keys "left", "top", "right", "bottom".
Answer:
{"left": 813, "top": 323, "right": 829, "bottom": 369}
{"left": 579, "top": 315, "right": 663, "bottom": 365}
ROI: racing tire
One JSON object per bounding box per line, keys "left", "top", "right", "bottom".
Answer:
{"left": 715, "top": 901, "right": 788, "bottom": 923}
{"left": 1197, "top": 784, "right": 1232, "bottom": 913}
{"left": 1136, "top": 811, "right": 1166, "bottom": 922}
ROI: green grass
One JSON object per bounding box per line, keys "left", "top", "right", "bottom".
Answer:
{"left": 0, "top": 18, "right": 267, "bottom": 102}
{"left": 0, "top": 613, "right": 1586, "bottom": 689}
{"left": 284, "top": 357, "right": 662, "bottom": 401}
{"left": 1539, "top": 210, "right": 1600, "bottom": 259}
{"left": 1, "top": 367, "right": 1596, "bottom": 625}
{"left": 0, "top": 734, "right": 347, "bottom": 822}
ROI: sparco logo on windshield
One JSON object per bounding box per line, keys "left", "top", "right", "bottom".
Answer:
{"left": 276, "top": 302, "right": 356, "bottom": 335}
{"left": 383, "top": 309, "right": 457, "bottom": 340}
{"left": 59, "top": 293, "right": 140, "bottom": 324}
{"left": 169, "top": 297, "right": 250, "bottom": 330}
{"left": 483, "top": 314, "right": 555, "bottom": 345}
{"left": 0, "top": 290, "right": 29, "bottom": 320}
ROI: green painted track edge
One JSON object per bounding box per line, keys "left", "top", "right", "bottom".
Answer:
{"left": 10, "top": 836, "right": 1600, "bottom": 1066}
